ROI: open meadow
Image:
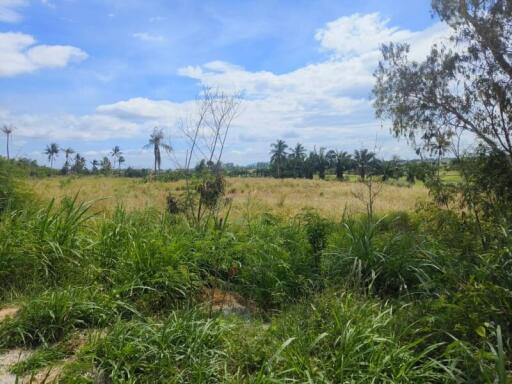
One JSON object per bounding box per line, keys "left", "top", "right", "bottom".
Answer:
{"left": 28, "top": 176, "right": 429, "bottom": 219}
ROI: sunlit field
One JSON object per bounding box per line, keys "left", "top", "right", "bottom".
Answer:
{"left": 28, "top": 176, "right": 429, "bottom": 219}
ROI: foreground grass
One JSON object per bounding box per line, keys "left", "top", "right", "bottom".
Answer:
{"left": 0, "top": 188, "right": 510, "bottom": 382}
{"left": 28, "top": 176, "right": 429, "bottom": 219}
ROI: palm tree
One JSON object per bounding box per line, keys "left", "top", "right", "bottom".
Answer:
{"left": 270, "top": 139, "right": 288, "bottom": 178}
{"left": 289, "top": 143, "right": 306, "bottom": 178}
{"left": 62, "top": 147, "right": 75, "bottom": 173}
{"left": 72, "top": 153, "right": 86, "bottom": 173}
{"left": 110, "top": 145, "right": 122, "bottom": 169}
{"left": 90, "top": 159, "right": 99, "bottom": 174}
{"left": 44, "top": 143, "right": 60, "bottom": 168}
{"left": 327, "top": 150, "right": 352, "bottom": 180}
{"left": 1, "top": 125, "right": 14, "bottom": 160}
{"left": 354, "top": 149, "right": 376, "bottom": 180}
{"left": 100, "top": 156, "right": 112, "bottom": 174}
{"left": 144, "top": 128, "right": 171, "bottom": 173}
{"left": 315, "top": 147, "right": 330, "bottom": 179}
{"left": 118, "top": 155, "right": 125, "bottom": 169}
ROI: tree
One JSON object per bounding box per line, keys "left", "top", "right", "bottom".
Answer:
{"left": 374, "top": 0, "right": 512, "bottom": 164}
{"left": 354, "top": 149, "right": 377, "bottom": 180}
{"left": 71, "top": 153, "right": 86, "bottom": 174}
{"left": 118, "top": 155, "right": 125, "bottom": 170}
{"left": 144, "top": 128, "right": 171, "bottom": 173}
{"left": 110, "top": 145, "right": 123, "bottom": 169}
{"left": 270, "top": 139, "right": 288, "bottom": 178}
{"left": 289, "top": 143, "right": 306, "bottom": 178}
{"left": 327, "top": 150, "right": 352, "bottom": 180}
{"left": 62, "top": 147, "right": 75, "bottom": 174}
{"left": 315, "top": 148, "right": 330, "bottom": 180}
{"left": 44, "top": 143, "right": 60, "bottom": 168}
{"left": 100, "top": 156, "right": 112, "bottom": 174}
{"left": 90, "top": 159, "right": 100, "bottom": 174}
{"left": 1, "top": 125, "right": 14, "bottom": 160}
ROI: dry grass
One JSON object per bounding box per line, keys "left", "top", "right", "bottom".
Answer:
{"left": 28, "top": 176, "right": 429, "bottom": 220}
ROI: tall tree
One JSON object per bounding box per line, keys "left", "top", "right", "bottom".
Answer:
{"left": 71, "top": 153, "right": 86, "bottom": 174}
{"left": 315, "top": 147, "right": 330, "bottom": 180}
{"left": 354, "top": 149, "right": 376, "bottom": 180}
{"left": 327, "top": 150, "right": 352, "bottom": 180}
{"left": 44, "top": 143, "right": 60, "bottom": 168}
{"left": 144, "top": 128, "right": 171, "bottom": 173}
{"left": 374, "top": 0, "right": 512, "bottom": 163}
{"left": 90, "top": 159, "right": 99, "bottom": 174}
{"left": 270, "top": 139, "right": 288, "bottom": 178}
{"left": 118, "top": 155, "right": 125, "bottom": 170}
{"left": 110, "top": 145, "right": 123, "bottom": 169}
{"left": 1, "top": 125, "right": 14, "bottom": 160}
{"left": 100, "top": 156, "right": 112, "bottom": 174}
{"left": 62, "top": 147, "right": 75, "bottom": 173}
{"left": 289, "top": 143, "right": 306, "bottom": 177}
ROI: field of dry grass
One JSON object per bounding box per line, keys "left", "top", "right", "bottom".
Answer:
{"left": 28, "top": 176, "right": 429, "bottom": 219}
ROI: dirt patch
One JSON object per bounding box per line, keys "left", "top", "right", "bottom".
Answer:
{"left": 202, "top": 288, "right": 253, "bottom": 317}
{"left": 0, "top": 307, "right": 19, "bottom": 323}
{"left": 0, "top": 349, "right": 31, "bottom": 384}
{"left": 19, "top": 364, "right": 65, "bottom": 384}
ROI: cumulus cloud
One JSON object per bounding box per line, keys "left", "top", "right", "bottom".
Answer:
{"left": 4, "top": 13, "right": 452, "bottom": 164}
{"left": 0, "top": 32, "right": 88, "bottom": 77}
{"left": 0, "top": 0, "right": 27, "bottom": 23}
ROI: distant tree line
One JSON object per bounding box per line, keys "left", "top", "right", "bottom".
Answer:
{"left": 267, "top": 139, "right": 433, "bottom": 183}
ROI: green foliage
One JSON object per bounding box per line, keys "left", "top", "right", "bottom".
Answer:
{"left": 0, "top": 287, "right": 130, "bottom": 347}
{"left": 0, "top": 187, "right": 511, "bottom": 382}
{"left": 82, "top": 312, "right": 226, "bottom": 383}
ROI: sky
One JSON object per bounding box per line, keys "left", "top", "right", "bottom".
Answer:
{"left": 0, "top": 0, "right": 451, "bottom": 168}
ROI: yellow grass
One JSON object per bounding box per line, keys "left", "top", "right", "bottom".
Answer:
{"left": 28, "top": 176, "right": 429, "bottom": 220}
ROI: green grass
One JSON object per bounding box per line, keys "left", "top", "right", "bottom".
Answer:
{"left": 0, "top": 180, "right": 510, "bottom": 382}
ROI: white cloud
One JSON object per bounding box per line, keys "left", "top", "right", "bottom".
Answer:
{"left": 0, "top": 32, "right": 88, "bottom": 77}
{"left": 315, "top": 13, "right": 413, "bottom": 57}
{"left": 133, "top": 32, "right": 165, "bottom": 42}
{"left": 2, "top": 13, "right": 453, "bottom": 165}
{"left": 0, "top": 0, "right": 27, "bottom": 23}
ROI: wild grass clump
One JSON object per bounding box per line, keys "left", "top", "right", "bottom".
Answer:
{"left": 62, "top": 311, "right": 228, "bottom": 383}
{"left": 0, "top": 157, "right": 32, "bottom": 215}
{"left": 0, "top": 195, "right": 96, "bottom": 297}
{"left": 324, "top": 214, "right": 443, "bottom": 296}
{"left": 227, "top": 292, "right": 457, "bottom": 382}
{"left": 0, "top": 287, "right": 131, "bottom": 347}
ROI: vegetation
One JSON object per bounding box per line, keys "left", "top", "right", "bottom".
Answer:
{"left": 1, "top": 1, "right": 511, "bottom": 382}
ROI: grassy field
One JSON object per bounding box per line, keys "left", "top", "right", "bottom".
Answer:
{"left": 1, "top": 169, "right": 510, "bottom": 383}
{"left": 28, "top": 176, "right": 429, "bottom": 219}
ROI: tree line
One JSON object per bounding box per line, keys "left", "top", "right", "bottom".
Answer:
{"left": 268, "top": 139, "right": 432, "bottom": 183}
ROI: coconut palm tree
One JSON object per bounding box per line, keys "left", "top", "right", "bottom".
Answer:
{"left": 118, "top": 155, "right": 125, "bottom": 169}
{"left": 72, "top": 153, "right": 86, "bottom": 173}
{"left": 100, "top": 156, "right": 112, "bottom": 174}
{"left": 289, "top": 143, "right": 306, "bottom": 178}
{"left": 110, "top": 145, "right": 122, "bottom": 169}
{"left": 354, "top": 149, "right": 377, "bottom": 180}
{"left": 90, "top": 159, "right": 99, "bottom": 174}
{"left": 62, "top": 147, "right": 75, "bottom": 173}
{"left": 270, "top": 139, "right": 288, "bottom": 178}
{"left": 44, "top": 143, "right": 60, "bottom": 168}
{"left": 144, "top": 128, "right": 171, "bottom": 173}
{"left": 1, "top": 125, "right": 14, "bottom": 160}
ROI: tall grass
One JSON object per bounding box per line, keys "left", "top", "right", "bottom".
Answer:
{"left": 0, "top": 190, "right": 510, "bottom": 382}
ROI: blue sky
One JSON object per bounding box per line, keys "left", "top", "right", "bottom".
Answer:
{"left": 0, "top": 0, "right": 449, "bottom": 168}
